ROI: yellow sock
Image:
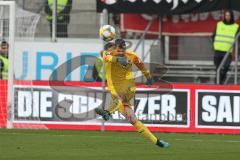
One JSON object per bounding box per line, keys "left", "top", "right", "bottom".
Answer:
{"left": 133, "top": 121, "right": 157, "bottom": 144}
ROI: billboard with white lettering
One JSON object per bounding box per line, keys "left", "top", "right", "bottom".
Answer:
{"left": 196, "top": 90, "right": 240, "bottom": 128}
{"left": 2, "top": 82, "right": 238, "bottom": 134}
{"left": 14, "top": 84, "right": 189, "bottom": 128}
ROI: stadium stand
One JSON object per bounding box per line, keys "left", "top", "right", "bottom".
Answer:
{"left": 11, "top": 0, "right": 240, "bottom": 84}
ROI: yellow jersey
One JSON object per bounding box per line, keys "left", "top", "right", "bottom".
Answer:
{"left": 103, "top": 50, "right": 151, "bottom": 93}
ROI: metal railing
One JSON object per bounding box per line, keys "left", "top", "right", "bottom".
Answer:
{"left": 216, "top": 32, "right": 240, "bottom": 84}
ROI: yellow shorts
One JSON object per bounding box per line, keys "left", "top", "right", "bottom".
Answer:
{"left": 108, "top": 86, "right": 135, "bottom": 113}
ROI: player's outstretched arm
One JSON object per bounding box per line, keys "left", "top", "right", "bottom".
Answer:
{"left": 103, "top": 54, "right": 117, "bottom": 62}
{"left": 132, "top": 53, "right": 153, "bottom": 85}
{"left": 104, "top": 54, "right": 129, "bottom": 67}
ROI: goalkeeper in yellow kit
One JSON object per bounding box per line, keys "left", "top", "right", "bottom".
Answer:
{"left": 95, "top": 39, "right": 169, "bottom": 148}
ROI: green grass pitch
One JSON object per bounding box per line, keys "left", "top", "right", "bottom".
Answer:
{"left": 0, "top": 129, "right": 239, "bottom": 160}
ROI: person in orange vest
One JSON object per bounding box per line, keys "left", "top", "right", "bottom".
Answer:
{"left": 45, "top": 0, "right": 72, "bottom": 37}
{"left": 212, "top": 10, "right": 240, "bottom": 84}
{"left": 0, "top": 41, "right": 9, "bottom": 80}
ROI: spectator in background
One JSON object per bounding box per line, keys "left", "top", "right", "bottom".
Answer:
{"left": 112, "top": 14, "right": 120, "bottom": 27}
{"left": 92, "top": 54, "right": 104, "bottom": 82}
{"left": 92, "top": 42, "right": 115, "bottom": 82}
{"left": 45, "top": 0, "right": 72, "bottom": 37}
{"left": 0, "top": 41, "right": 9, "bottom": 80}
{"left": 212, "top": 10, "right": 239, "bottom": 84}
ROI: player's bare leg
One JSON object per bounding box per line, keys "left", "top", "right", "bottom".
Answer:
{"left": 121, "top": 106, "right": 169, "bottom": 148}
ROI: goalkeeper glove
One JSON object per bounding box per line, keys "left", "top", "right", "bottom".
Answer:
{"left": 117, "top": 57, "right": 129, "bottom": 66}
{"left": 146, "top": 78, "right": 153, "bottom": 86}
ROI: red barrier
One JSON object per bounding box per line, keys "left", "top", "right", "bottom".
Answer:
{"left": 3, "top": 80, "right": 240, "bottom": 134}
{"left": 0, "top": 80, "right": 7, "bottom": 128}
